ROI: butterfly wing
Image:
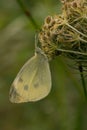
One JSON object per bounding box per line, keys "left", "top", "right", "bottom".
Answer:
{"left": 9, "top": 50, "right": 51, "bottom": 103}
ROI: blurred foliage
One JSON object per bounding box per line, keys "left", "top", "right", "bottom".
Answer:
{"left": 0, "top": 0, "right": 87, "bottom": 130}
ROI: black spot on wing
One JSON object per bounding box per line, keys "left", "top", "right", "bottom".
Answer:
{"left": 34, "top": 82, "right": 39, "bottom": 88}
{"left": 24, "top": 85, "right": 29, "bottom": 91}
{"left": 9, "top": 84, "right": 21, "bottom": 100}
{"left": 18, "top": 77, "right": 23, "bottom": 82}
{"left": 9, "top": 85, "right": 14, "bottom": 98}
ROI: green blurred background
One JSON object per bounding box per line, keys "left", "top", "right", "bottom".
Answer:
{"left": 0, "top": 0, "right": 87, "bottom": 130}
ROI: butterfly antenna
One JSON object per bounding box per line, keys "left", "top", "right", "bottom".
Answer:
{"left": 35, "top": 33, "right": 43, "bottom": 54}
{"left": 35, "top": 33, "right": 39, "bottom": 49}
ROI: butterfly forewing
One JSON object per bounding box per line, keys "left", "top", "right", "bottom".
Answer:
{"left": 9, "top": 49, "right": 51, "bottom": 103}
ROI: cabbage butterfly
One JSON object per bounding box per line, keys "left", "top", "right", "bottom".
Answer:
{"left": 9, "top": 47, "right": 51, "bottom": 103}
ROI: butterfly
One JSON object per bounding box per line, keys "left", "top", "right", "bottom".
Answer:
{"left": 9, "top": 46, "right": 51, "bottom": 103}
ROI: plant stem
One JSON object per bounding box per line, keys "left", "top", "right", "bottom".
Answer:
{"left": 16, "top": 0, "right": 39, "bottom": 29}
{"left": 78, "top": 64, "right": 87, "bottom": 100}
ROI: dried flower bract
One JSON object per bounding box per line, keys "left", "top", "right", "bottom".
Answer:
{"left": 39, "top": 0, "right": 87, "bottom": 67}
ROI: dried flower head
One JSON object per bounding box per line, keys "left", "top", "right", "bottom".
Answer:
{"left": 38, "top": 0, "right": 87, "bottom": 67}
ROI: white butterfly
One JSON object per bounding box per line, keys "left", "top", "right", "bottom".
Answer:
{"left": 9, "top": 47, "right": 51, "bottom": 103}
